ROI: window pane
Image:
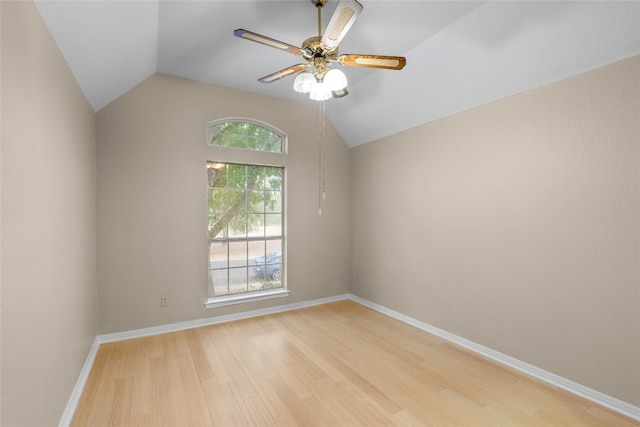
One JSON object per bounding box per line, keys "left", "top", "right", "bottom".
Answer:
{"left": 249, "top": 273, "right": 267, "bottom": 291}
{"left": 228, "top": 241, "right": 247, "bottom": 267}
{"left": 267, "top": 240, "right": 282, "bottom": 255}
{"left": 250, "top": 244, "right": 283, "bottom": 290}
{"left": 207, "top": 163, "right": 227, "bottom": 187}
{"left": 229, "top": 135, "right": 247, "bottom": 149}
{"left": 228, "top": 214, "right": 247, "bottom": 238}
{"left": 249, "top": 241, "right": 266, "bottom": 290}
{"left": 248, "top": 240, "right": 265, "bottom": 261}
{"left": 227, "top": 190, "right": 245, "bottom": 213}
{"left": 249, "top": 166, "right": 266, "bottom": 190}
{"left": 207, "top": 124, "right": 229, "bottom": 148}
{"left": 208, "top": 214, "right": 228, "bottom": 239}
{"left": 265, "top": 191, "right": 281, "bottom": 213}
{"left": 265, "top": 136, "right": 282, "bottom": 153}
{"left": 227, "top": 164, "right": 246, "bottom": 188}
{"left": 247, "top": 214, "right": 264, "bottom": 237}
{"left": 247, "top": 191, "right": 265, "bottom": 213}
{"left": 250, "top": 267, "right": 282, "bottom": 289}
{"left": 209, "top": 189, "right": 227, "bottom": 213}
{"left": 228, "top": 267, "right": 248, "bottom": 294}
{"left": 265, "top": 167, "right": 283, "bottom": 190}
{"left": 209, "top": 242, "right": 228, "bottom": 269}
{"left": 210, "top": 269, "right": 229, "bottom": 296}
{"left": 247, "top": 133, "right": 263, "bottom": 151}
{"left": 265, "top": 214, "right": 282, "bottom": 237}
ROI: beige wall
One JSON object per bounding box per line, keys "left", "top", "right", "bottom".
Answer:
{"left": 96, "top": 74, "right": 350, "bottom": 333}
{"left": 1, "top": 0, "right": 636, "bottom": 418}
{"left": 1, "top": 1, "right": 98, "bottom": 425}
{"left": 350, "top": 55, "right": 640, "bottom": 406}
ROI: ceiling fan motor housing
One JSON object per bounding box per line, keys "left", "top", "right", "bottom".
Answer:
{"left": 302, "top": 36, "right": 338, "bottom": 61}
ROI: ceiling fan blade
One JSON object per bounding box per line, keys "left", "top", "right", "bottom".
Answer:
{"left": 321, "top": 0, "right": 363, "bottom": 49}
{"left": 338, "top": 54, "right": 406, "bottom": 70}
{"left": 258, "top": 64, "right": 308, "bottom": 84}
{"left": 234, "top": 29, "right": 304, "bottom": 55}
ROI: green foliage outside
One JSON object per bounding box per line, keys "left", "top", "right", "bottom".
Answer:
{"left": 206, "top": 120, "right": 284, "bottom": 240}
{"left": 207, "top": 163, "right": 283, "bottom": 240}
{"left": 207, "top": 121, "right": 283, "bottom": 153}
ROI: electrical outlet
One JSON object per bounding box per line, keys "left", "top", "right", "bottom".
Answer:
{"left": 160, "top": 296, "right": 168, "bottom": 307}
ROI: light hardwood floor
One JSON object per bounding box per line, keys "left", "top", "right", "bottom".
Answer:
{"left": 72, "top": 300, "right": 639, "bottom": 426}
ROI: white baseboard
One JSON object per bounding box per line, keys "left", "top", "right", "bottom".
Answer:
{"left": 97, "top": 293, "right": 350, "bottom": 344}
{"left": 349, "top": 294, "right": 640, "bottom": 422}
{"left": 60, "top": 292, "right": 639, "bottom": 425}
{"left": 58, "top": 337, "right": 100, "bottom": 427}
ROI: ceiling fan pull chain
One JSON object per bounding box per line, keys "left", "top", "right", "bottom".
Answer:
{"left": 318, "top": 100, "right": 326, "bottom": 215}
{"left": 322, "top": 100, "right": 326, "bottom": 201}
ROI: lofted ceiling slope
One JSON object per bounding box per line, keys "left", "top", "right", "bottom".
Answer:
{"left": 35, "top": 1, "right": 640, "bottom": 148}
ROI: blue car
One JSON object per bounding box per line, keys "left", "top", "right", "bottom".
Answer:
{"left": 253, "top": 251, "right": 282, "bottom": 281}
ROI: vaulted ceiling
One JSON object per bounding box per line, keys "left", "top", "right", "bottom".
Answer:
{"left": 35, "top": 1, "right": 640, "bottom": 147}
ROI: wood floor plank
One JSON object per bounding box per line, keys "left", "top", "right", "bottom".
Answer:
{"left": 71, "top": 300, "right": 639, "bottom": 426}
{"left": 200, "top": 379, "right": 235, "bottom": 426}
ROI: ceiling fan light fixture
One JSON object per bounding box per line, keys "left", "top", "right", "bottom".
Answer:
{"left": 324, "top": 68, "right": 348, "bottom": 91}
{"left": 293, "top": 71, "right": 316, "bottom": 93}
{"left": 309, "top": 82, "right": 332, "bottom": 101}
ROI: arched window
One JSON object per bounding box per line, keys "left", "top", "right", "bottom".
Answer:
{"left": 207, "top": 119, "right": 285, "bottom": 153}
{"left": 205, "top": 119, "right": 288, "bottom": 308}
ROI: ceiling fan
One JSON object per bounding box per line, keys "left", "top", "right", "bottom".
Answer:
{"left": 234, "top": 0, "right": 406, "bottom": 101}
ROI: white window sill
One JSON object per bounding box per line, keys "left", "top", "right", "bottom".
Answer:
{"left": 205, "top": 289, "right": 290, "bottom": 309}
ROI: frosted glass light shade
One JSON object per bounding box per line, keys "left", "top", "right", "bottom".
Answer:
{"left": 293, "top": 72, "right": 315, "bottom": 93}
{"left": 309, "top": 82, "right": 332, "bottom": 101}
{"left": 324, "top": 68, "right": 348, "bottom": 91}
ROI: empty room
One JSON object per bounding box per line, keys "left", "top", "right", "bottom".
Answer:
{"left": 1, "top": 0, "right": 639, "bottom": 426}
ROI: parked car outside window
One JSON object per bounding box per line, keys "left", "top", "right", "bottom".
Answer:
{"left": 253, "top": 251, "right": 282, "bottom": 281}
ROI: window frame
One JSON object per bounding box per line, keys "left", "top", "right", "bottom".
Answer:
{"left": 204, "top": 119, "right": 289, "bottom": 309}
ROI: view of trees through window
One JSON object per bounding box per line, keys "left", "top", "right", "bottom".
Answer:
{"left": 207, "top": 120, "right": 284, "bottom": 153}
{"left": 207, "top": 161, "right": 284, "bottom": 298}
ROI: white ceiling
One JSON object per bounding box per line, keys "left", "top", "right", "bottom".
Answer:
{"left": 35, "top": 1, "right": 640, "bottom": 148}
